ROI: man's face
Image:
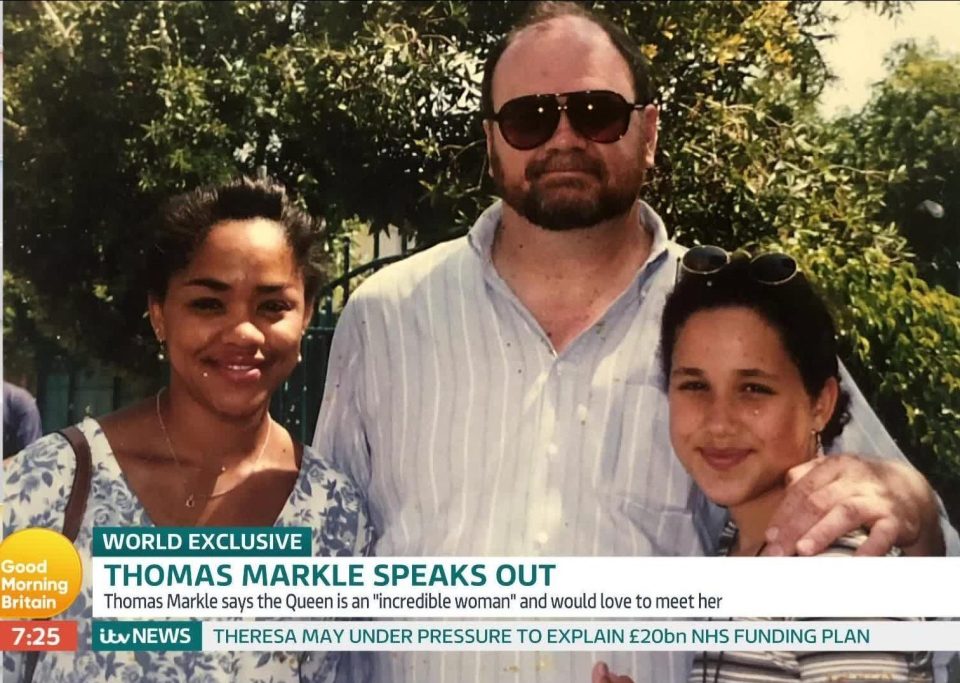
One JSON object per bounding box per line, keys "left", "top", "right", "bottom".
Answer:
{"left": 485, "top": 16, "right": 658, "bottom": 231}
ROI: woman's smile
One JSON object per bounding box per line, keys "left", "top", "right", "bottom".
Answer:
{"left": 202, "top": 354, "right": 266, "bottom": 384}
{"left": 698, "top": 446, "right": 753, "bottom": 471}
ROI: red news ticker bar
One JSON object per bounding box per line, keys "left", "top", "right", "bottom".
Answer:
{"left": 0, "top": 621, "right": 78, "bottom": 651}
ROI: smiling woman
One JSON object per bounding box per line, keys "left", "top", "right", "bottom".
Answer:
{"left": 657, "top": 250, "right": 932, "bottom": 683}
{"left": 3, "top": 178, "right": 370, "bottom": 683}
{"left": 660, "top": 251, "right": 850, "bottom": 557}
{"left": 150, "top": 215, "right": 310, "bottom": 438}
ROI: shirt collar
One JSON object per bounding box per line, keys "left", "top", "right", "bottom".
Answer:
{"left": 466, "top": 200, "right": 505, "bottom": 263}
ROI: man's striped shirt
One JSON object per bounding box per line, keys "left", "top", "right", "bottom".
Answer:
{"left": 314, "top": 200, "right": 956, "bottom": 683}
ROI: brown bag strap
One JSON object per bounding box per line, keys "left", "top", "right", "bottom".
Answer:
{"left": 58, "top": 425, "right": 92, "bottom": 542}
{"left": 22, "top": 426, "right": 92, "bottom": 682}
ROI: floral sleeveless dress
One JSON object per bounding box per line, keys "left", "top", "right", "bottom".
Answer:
{"left": 3, "top": 417, "right": 370, "bottom": 683}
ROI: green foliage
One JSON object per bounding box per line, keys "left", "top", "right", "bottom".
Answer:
{"left": 803, "top": 245, "right": 960, "bottom": 486}
{"left": 4, "top": 0, "right": 958, "bottom": 519}
{"left": 2, "top": 0, "right": 847, "bottom": 370}
{"left": 833, "top": 42, "right": 960, "bottom": 293}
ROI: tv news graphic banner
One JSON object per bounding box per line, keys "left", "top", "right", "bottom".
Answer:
{"left": 83, "top": 526, "right": 960, "bottom": 652}
{"left": 92, "top": 528, "right": 960, "bottom": 619}
{"left": 84, "top": 619, "right": 960, "bottom": 652}
{"left": 188, "top": 620, "right": 956, "bottom": 651}
{"left": 8, "top": 526, "right": 955, "bottom": 655}
{"left": 0, "top": 528, "right": 82, "bottom": 653}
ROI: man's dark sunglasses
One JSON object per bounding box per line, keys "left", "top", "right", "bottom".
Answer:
{"left": 487, "top": 90, "right": 649, "bottom": 150}
{"left": 677, "top": 245, "right": 799, "bottom": 285}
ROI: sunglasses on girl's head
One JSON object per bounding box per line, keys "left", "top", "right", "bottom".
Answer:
{"left": 678, "top": 245, "right": 799, "bottom": 285}
{"left": 487, "top": 90, "right": 649, "bottom": 151}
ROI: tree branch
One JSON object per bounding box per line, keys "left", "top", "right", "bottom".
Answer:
{"left": 39, "top": 1, "right": 74, "bottom": 56}
{"left": 156, "top": 2, "right": 172, "bottom": 62}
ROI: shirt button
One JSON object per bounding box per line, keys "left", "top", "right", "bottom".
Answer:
{"left": 536, "top": 531, "right": 549, "bottom": 545}
{"left": 546, "top": 443, "right": 558, "bottom": 456}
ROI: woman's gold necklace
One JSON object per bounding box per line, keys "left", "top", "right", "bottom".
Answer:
{"left": 155, "top": 388, "right": 271, "bottom": 508}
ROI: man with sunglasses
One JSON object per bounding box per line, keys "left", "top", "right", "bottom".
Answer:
{"left": 316, "top": 3, "right": 958, "bottom": 682}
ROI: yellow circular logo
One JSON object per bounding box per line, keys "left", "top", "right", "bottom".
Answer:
{"left": 0, "top": 528, "right": 83, "bottom": 618}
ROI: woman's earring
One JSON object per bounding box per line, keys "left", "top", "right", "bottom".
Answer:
{"left": 157, "top": 339, "right": 167, "bottom": 362}
{"left": 812, "top": 429, "right": 823, "bottom": 456}
{"left": 298, "top": 352, "right": 303, "bottom": 363}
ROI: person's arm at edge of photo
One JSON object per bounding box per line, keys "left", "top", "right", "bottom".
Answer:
{"left": 18, "top": 392, "right": 44, "bottom": 449}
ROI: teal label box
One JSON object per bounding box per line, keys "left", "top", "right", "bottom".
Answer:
{"left": 92, "top": 527, "right": 312, "bottom": 557}
{"left": 92, "top": 621, "right": 202, "bottom": 651}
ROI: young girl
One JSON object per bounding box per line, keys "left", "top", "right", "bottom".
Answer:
{"left": 4, "top": 178, "right": 369, "bottom": 682}
{"left": 659, "top": 248, "right": 932, "bottom": 682}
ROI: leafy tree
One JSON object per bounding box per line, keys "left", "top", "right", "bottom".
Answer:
{"left": 0, "top": 0, "right": 863, "bottom": 370}
{"left": 4, "top": 1, "right": 958, "bottom": 521}
{"left": 833, "top": 42, "right": 960, "bottom": 294}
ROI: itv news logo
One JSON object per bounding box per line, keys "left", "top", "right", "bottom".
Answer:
{"left": 93, "top": 621, "right": 201, "bottom": 651}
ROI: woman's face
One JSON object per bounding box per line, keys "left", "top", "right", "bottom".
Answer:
{"left": 667, "top": 306, "right": 836, "bottom": 508}
{"left": 149, "top": 218, "right": 310, "bottom": 420}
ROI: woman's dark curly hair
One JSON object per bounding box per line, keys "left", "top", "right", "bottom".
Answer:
{"left": 659, "top": 255, "right": 851, "bottom": 448}
{"left": 145, "top": 177, "right": 325, "bottom": 303}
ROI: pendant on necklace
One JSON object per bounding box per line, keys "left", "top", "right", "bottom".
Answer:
{"left": 185, "top": 494, "right": 196, "bottom": 508}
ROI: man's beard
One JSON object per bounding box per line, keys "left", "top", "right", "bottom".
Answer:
{"left": 491, "top": 149, "right": 641, "bottom": 231}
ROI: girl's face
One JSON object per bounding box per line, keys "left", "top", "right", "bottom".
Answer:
{"left": 667, "top": 307, "right": 837, "bottom": 508}
{"left": 149, "top": 218, "right": 311, "bottom": 420}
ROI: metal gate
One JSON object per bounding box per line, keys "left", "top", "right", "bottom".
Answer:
{"left": 271, "top": 239, "right": 421, "bottom": 443}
